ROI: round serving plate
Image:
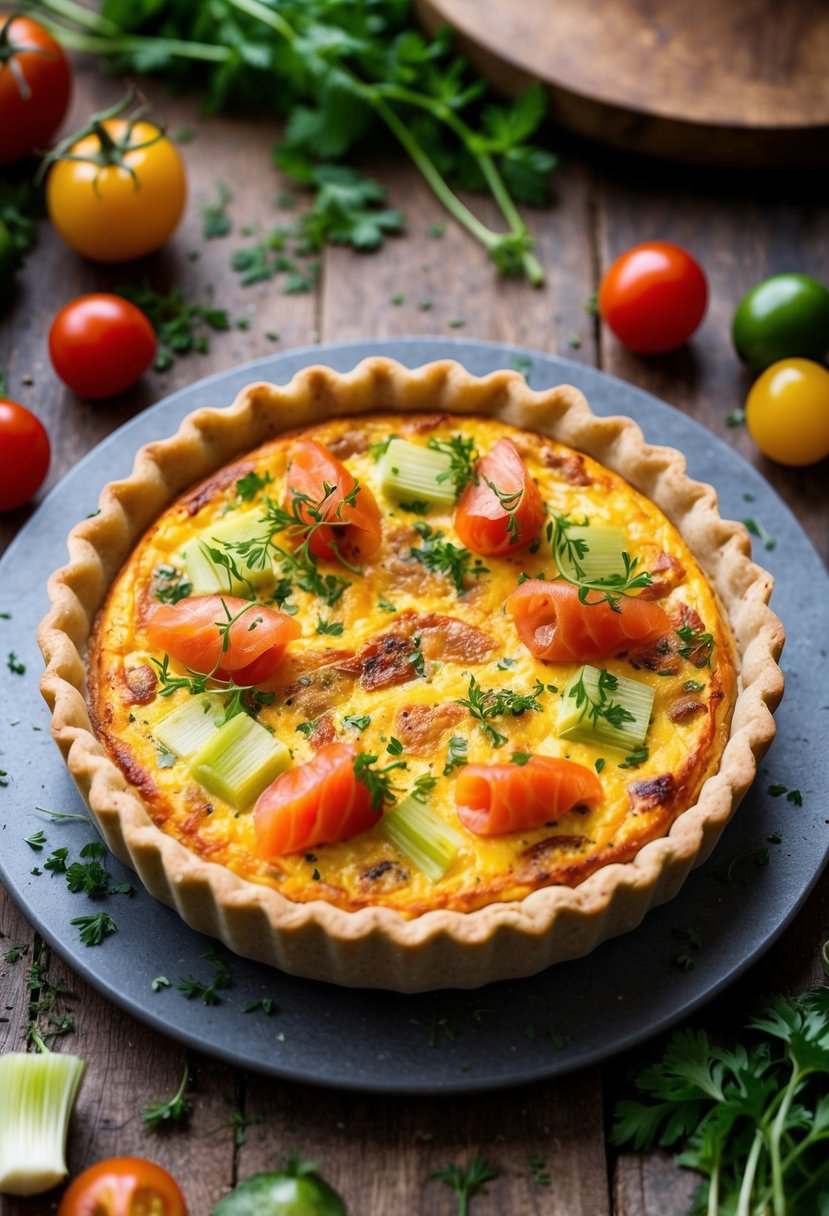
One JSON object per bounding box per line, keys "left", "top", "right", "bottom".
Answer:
{"left": 0, "top": 338, "right": 825, "bottom": 1094}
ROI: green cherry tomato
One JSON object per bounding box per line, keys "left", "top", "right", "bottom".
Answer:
{"left": 745, "top": 358, "right": 829, "bottom": 466}
{"left": 732, "top": 273, "right": 829, "bottom": 373}
{"left": 212, "top": 1167, "right": 347, "bottom": 1216}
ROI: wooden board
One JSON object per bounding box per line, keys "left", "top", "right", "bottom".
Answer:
{"left": 415, "top": 0, "right": 829, "bottom": 166}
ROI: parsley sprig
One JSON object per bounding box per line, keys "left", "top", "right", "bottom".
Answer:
{"left": 427, "top": 434, "right": 480, "bottom": 498}
{"left": 548, "top": 512, "right": 652, "bottom": 610}
{"left": 353, "top": 753, "right": 407, "bottom": 811}
{"left": 676, "top": 624, "right": 715, "bottom": 668}
{"left": 431, "top": 1157, "right": 501, "bottom": 1216}
{"left": 115, "top": 281, "right": 229, "bottom": 371}
{"left": 36, "top": 3, "right": 554, "bottom": 283}
{"left": 568, "top": 668, "right": 634, "bottom": 732}
{"left": 458, "top": 674, "right": 545, "bottom": 748}
{"left": 141, "top": 1059, "right": 191, "bottom": 1131}
{"left": 613, "top": 984, "right": 829, "bottom": 1216}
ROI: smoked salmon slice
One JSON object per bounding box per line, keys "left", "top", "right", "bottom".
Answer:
{"left": 254, "top": 742, "right": 377, "bottom": 856}
{"left": 506, "top": 579, "right": 670, "bottom": 663}
{"left": 146, "top": 594, "right": 301, "bottom": 682}
{"left": 455, "top": 755, "right": 603, "bottom": 836}
{"left": 454, "top": 438, "right": 545, "bottom": 556}
{"left": 286, "top": 438, "right": 382, "bottom": 566}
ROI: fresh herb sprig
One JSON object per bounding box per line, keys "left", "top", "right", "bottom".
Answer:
{"left": 115, "top": 281, "right": 229, "bottom": 371}
{"left": 548, "top": 512, "right": 652, "bottom": 610}
{"left": 30, "top": 1, "right": 554, "bottom": 283}
{"left": 676, "top": 624, "right": 715, "bottom": 668}
{"left": 410, "top": 521, "right": 488, "bottom": 595}
{"left": 458, "top": 674, "right": 544, "bottom": 748}
{"left": 431, "top": 1157, "right": 501, "bottom": 1216}
{"left": 613, "top": 984, "right": 829, "bottom": 1216}
{"left": 353, "top": 753, "right": 407, "bottom": 811}
{"left": 484, "top": 478, "right": 523, "bottom": 543}
{"left": 141, "top": 1060, "right": 191, "bottom": 1131}
{"left": 427, "top": 434, "right": 480, "bottom": 498}
{"left": 568, "top": 668, "right": 634, "bottom": 733}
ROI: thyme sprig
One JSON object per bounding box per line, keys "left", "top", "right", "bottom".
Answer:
{"left": 410, "top": 521, "right": 488, "bottom": 595}
{"left": 458, "top": 674, "right": 545, "bottom": 748}
{"left": 548, "top": 512, "right": 652, "bottom": 611}
{"left": 484, "top": 478, "right": 524, "bottom": 543}
{"left": 567, "top": 668, "right": 635, "bottom": 732}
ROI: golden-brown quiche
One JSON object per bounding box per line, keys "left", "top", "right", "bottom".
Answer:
{"left": 38, "top": 359, "right": 784, "bottom": 991}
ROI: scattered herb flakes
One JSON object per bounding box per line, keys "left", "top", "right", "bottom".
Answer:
{"left": 154, "top": 565, "right": 192, "bottom": 605}
{"left": 410, "top": 1015, "right": 459, "bottom": 1048}
{"left": 720, "top": 846, "right": 770, "bottom": 888}
{"left": 141, "top": 1060, "right": 191, "bottom": 1131}
{"left": 618, "top": 746, "right": 649, "bottom": 770}
{"left": 595, "top": 757, "right": 605, "bottom": 773}
{"left": 275, "top": 189, "right": 296, "bottom": 210}
{"left": 65, "top": 842, "right": 111, "bottom": 898}
{"left": 242, "top": 996, "right": 276, "bottom": 1015}
{"left": 767, "top": 831, "right": 783, "bottom": 845}
{"left": 177, "top": 950, "right": 231, "bottom": 1005}
{"left": 236, "top": 317, "right": 251, "bottom": 330}
{"left": 156, "top": 744, "right": 177, "bottom": 770}
{"left": 743, "top": 491, "right": 756, "bottom": 503}
{"left": 24, "top": 829, "right": 47, "bottom": 850}
{"left": 7, "top": 651, "right": 25, "bottom": 675}
{"left": 725, "top": 408, "right": 746, "bottom": 427}
{"left": 768, "top": 783, "right": 803, "bottom": 806}
{"left": 316, "top": 618, "right": 344, "bottom": 636}
{"left": 742, "top": 516, "right": 776, "bottom": 551}
{"left": 448, "top": 317, "right": 466, "bottom": 328}
{"left": 0, "top": 610, "right": 10, "bottom": 619}
{"left": 2, "top": 942, "right": 27, "bottom": 963}
{"left": 567, "top": 334, "right": 582, "bottom": 349}
{"left": 295, "top": 721, "right": 316, "bottom": 738}
{"left": 116, "top": 282, "right": 230, "bottom": 370}
{"left": 675, "top": 624, "right": 715, "bottom": 668}
{"left": 428, "top": 221, "right": 447, "bottom": 238}
{"left": 390, "top": 292, "right": 405, "bottom": 305}
{"left": 152, "top": 976, "right": 171, "bottom": 992}
{"left": 683, "top": 679, "right": 705, "bottom": 693}
{"left": 444, "top": 735, "right": 468, "bottom": 776}
{"left": 418, "top": 295, "right": 433, "bottom": 311}
{"left": 671, "top": 925, "right": 703, "bottom": 971}
{"left": 342, "top": 713, "right": 371, "bottom": 732}
{"left": 386, "top": 736, "right": 405, "bottom": 756}
{"left": 204, "top": 1109, "right": 264, "bottom": 1147}
{"left": 44, "top": 847, "right": 68, "bottom": 874}
{"left": 353, "top": 753, "right": 407, "bottom": 810}
{"left": 528, "top": 1153, "right": 551, "bottom": 1186}
{"left": 411, "top": 773, "right": 437, "bottom": 802}
{"left": 511, "top": 751, "right": 532, "bottom": 766}
{"left": 201, "top": 180, "right": 232, "bottom": 239}
{"left": 173, "top": 125, "right": 197, "bottom": 144}
{"left": 236, "top": 470, "right": 272, "bottom": 502}
{"left": 458, "top": 673, "right": 544, "bottom": 749}
{"left": 71, "top": 912, "right": 117, "bottom": 946}
{"left": 411, "top": 520, "right": 488, "bottom": 594}
{"left": 378, "top": 596, "right": 397, "bottom": 612}
{"left": 25, "top": 935, "right": 75, "bottom": 1044}
{"left": 496, "top": 656, "right": 516, "bottom": 670}
{"left": 584, "top": 292, "right": 598, "bottom": 317}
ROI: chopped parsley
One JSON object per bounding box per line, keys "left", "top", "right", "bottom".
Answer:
{"left": 457, "top": 674, "right": 545, "bottom": 749}
{"left": 410, "top": 521, "right": 488, "bottom": 595}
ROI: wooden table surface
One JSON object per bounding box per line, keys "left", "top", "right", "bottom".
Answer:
{"left": 1, "top": 60, "right": 827, "bottom": 1216}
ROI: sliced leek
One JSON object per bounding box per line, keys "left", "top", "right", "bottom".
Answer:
{"left": 554, "top": 524, "right": 629, "bottom": 582}
{"left": 154, "top": 693, "right": 226, "bottom": 761}
{"left": 378, "top": 438, "right": 456, "bottom": 507}
{"left": 190, "top": 713, "right": 291, "bottom": 809}
{"left": 557, "top": 664, "right": 653, "bottom": 751}
{"left": 0, "top": 1048, "right": 86, "bottom": 1196}
{"left": 181, "top": 511, "right": 271, "bottom": 594}
{"left": 380, "top": 795, "right": 464, "bottom": 882}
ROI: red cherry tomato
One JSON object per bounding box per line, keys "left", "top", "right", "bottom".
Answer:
{"left": 49, "top": 294, "right": 156, "bottom": 399}
{"left": 0, "top": 397, "right": 50, "bottom": 511}
{"left": 0, "top": 13, "right": 72, "bottom": 164}
{"left": 599, "top": 241, "right": 708, "bottom": 354}
{"left": 57, "top": 1156, "right": 186, "bottom": 1216}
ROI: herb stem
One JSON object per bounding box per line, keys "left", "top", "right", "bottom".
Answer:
{"left": 225, "top": 0, "right": 297, "bottom": 45}
{"left": 35, "top": 0, "right": 121, "bottom": 35}
{"left": 34, "top": 19, "right": 232, "bottom": 62}
{"left": 735, "top": 1127, "right": 764, "bottom": 1216}
{"left": 768, "top": 1062, "right": 801, "bottom": 1216}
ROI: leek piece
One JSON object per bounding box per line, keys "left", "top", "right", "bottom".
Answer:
{"left": 557, "top": 664, "right": 654, "bottom": 751}
{"left": 154, "top": 693, "right": 227, "bottom": 761}
{"left": 0, "top": 1049, "right": 85, "bottom": 1196}
{"left": 378, "top": 438, "right": 456, "bottom": 507}
{"left": 380, "top": 795, "right": 464, "bottom": 883}
{"left": 190, "top": 713, "right": 290, "bottom": 809}
{"left": 181, "top": 511, "right": 271, "bottom": 594}
{"left": 555, "top": 524, "right": 629, "bottom": 582}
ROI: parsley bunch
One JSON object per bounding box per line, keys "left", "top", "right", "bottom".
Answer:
{"left": 31, "top": 0, "right": 556, "bottom": 283}
{"left": 613, "top": 985, "right": 829, "bottom": 1216}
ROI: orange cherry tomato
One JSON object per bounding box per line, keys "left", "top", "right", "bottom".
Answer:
{"left": 145, "top": 595, "right": 301, "bottom": 682}
{"left": 454, "top": 438, "right": 544, "bottom": 556}
{"left": 455, "top": 755, "right": 604, "bottom": 836}
{"left": 285, "top": 439, "right": 382, "bottom": 565}
{"left": 49, "top": 294, "right": 156, "bottom": 399}
{"left": 599, "top": 241, "right": 708, "bottom": 354}
{"left": 46, "top": 119, "right": 186, "bottom": 262}
{"left": 0, "top": 397, "right": 50, "bottom": 511}
{"left": 0, "top": 13, "right": 71, "bottom": 164}
{"left": 254, "top": 742, "right": 378, "bottom": 856}
{"left": 57, "top": 1156, "right": 186, "bottom": 1216}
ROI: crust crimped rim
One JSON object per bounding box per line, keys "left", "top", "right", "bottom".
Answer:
{"left": 38, "top": 358, "right": 785, "bottom": 992}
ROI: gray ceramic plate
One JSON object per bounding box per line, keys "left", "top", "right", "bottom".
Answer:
{"left": 1, "top": 338, "right": 826, "bottom": 1094}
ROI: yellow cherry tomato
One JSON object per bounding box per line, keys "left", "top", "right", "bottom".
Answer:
{"left": 46, "top": 119, "right": 186, "bottom": 262}
{"left": 745, "top": 357, "right": 829, "bottom": 466}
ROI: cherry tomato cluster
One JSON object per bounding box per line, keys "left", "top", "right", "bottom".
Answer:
{"left": 598, "top": 246, "right": 829, "bottom": 466}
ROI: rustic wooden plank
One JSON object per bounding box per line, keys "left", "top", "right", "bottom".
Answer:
{"left": 236, "top": 1068, "right": 610, "bottom": 1215}
{"left": 0, "top": 61, "right": 318, "bottom": 558}
{"left": 0, "top": 888, "right": 34, "bottom": 1056}
{"left": 320, "top": 156, "right": 598, "bottom": 365}
{"left": 614, "top": 1149, "right": 699, "bottom": 1216}
{"left": 597, "top": 157, "right": 829, "bottom": 559}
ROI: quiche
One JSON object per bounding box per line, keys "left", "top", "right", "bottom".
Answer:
{"left": 39, "top": 358, "right": 784, "bottom": 991}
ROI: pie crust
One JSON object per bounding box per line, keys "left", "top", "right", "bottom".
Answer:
{"left": 38, "top": 358, "right": 785, "bottom": 991}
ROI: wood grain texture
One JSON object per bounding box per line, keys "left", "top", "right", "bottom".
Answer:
{"left": 415, "top": 0, "right": 829, "bottom": 166}
{"left": 1, "top": 45, "right": 827, "bottom": 1216}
